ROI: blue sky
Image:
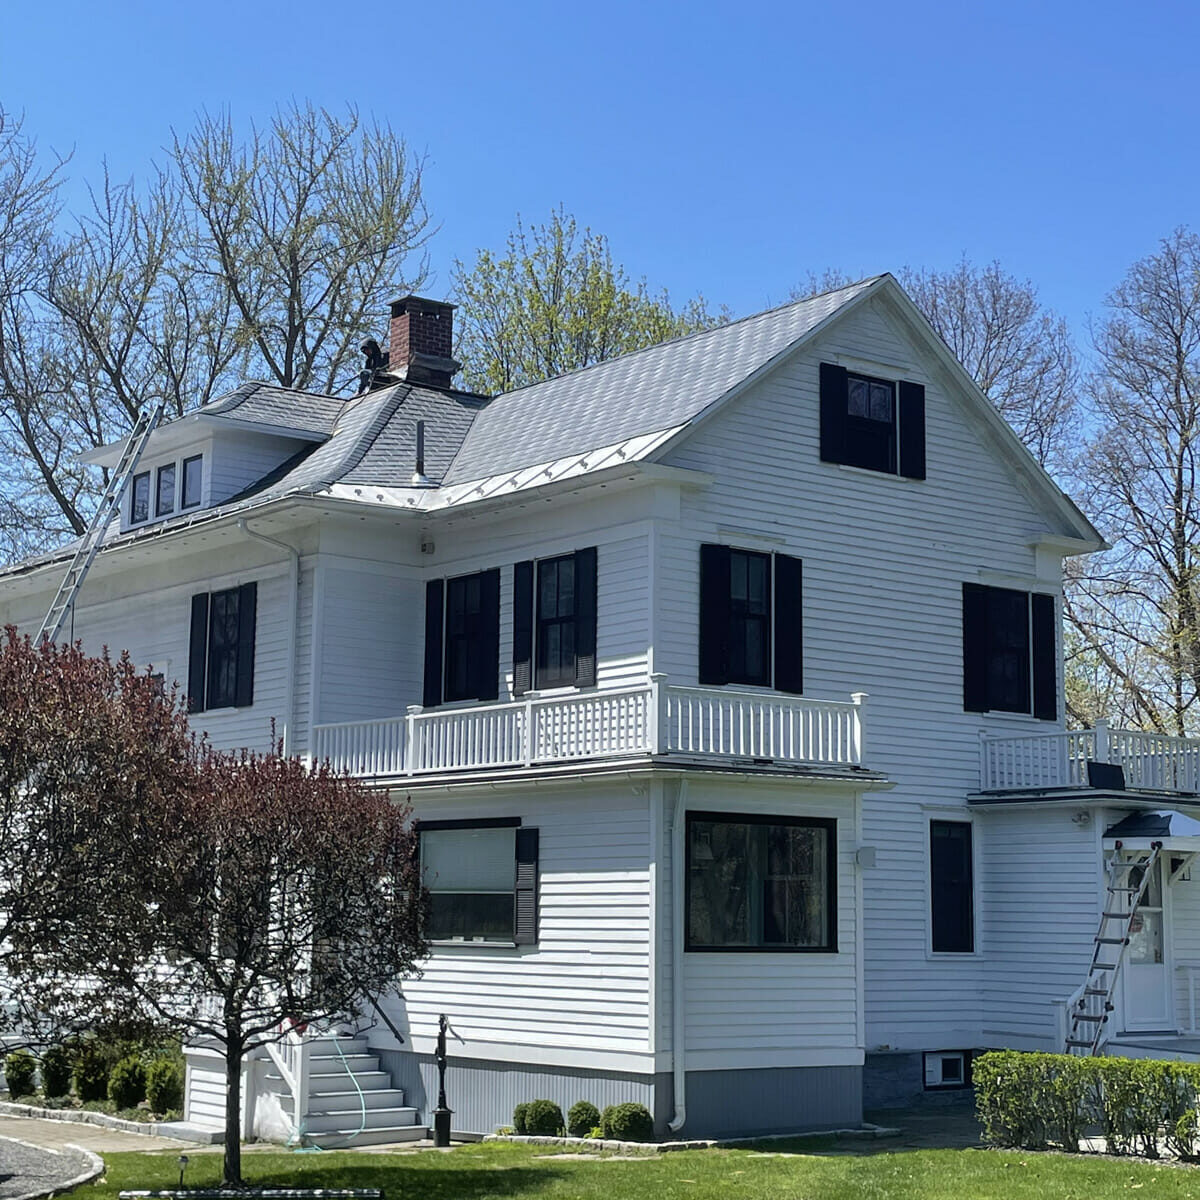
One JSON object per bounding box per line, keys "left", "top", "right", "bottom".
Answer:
{"left": 3, "top": 0, "right": 1197, "bottom": 345}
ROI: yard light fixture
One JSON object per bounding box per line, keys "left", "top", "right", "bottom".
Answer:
{"left": 177, "top": 1155, "right": 189, "bottom": 1189}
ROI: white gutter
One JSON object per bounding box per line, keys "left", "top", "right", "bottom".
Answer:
{"left": 237, "top": 518, "right": 300, "bottom": 756}
{"left": 669, "top": 777, "right": 688, "bottom": 1132}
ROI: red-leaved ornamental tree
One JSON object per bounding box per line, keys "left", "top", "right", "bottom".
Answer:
{"left": 0, "top": 629, "right": 426, "bottom": 1184}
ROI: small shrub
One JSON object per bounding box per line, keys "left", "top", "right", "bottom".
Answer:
{"left": 73, "top": 1041, "right": 109, "bottom": 1103}
{"left": 568, "top": 1100, "right": 601, "bottom": 1138}
{"left": 107, "top": 1054, "right": 146, "bottom": 1109}
{"left": 586, "top": 1125, "right": 603, "bottom": 1139}
{"left": 3, "top": 1049, "right": 36, "bottom": 1098}
{"left": 523, "top": 1099, "right": 564, "bottom": 1136}
{"left": 40, "top": 1046, "right": 73, "bottom": 1099}
{"left": 602, "top": 1101, "right": 654, "bottom": 1141}
{"left": 145, "top": 1058, "right": 183, "bottom": 1115}
{"left": 512, "top": 1102, "right": 529, "bottom": 1134}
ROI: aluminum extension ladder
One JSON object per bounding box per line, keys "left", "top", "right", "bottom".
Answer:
{"left": 37, "top": 399, "right": 165, "bottom": 645}
{"left": 1065, "top": 840, "right": 1163, "bottom": 1056}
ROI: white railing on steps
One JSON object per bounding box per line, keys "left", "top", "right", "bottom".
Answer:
{"left": 981, "top": 719, "right": 1200, "bottom": 792}
{"left": 311, "top": 675, "right": 868, "bottom": 778}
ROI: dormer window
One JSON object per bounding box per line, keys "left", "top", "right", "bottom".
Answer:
{"left": 156, "top": 464, "right": 176, "bottom": 517}
{"left": 131, "top": 472, "right": 150, "bottom": 524}
{"left": 182, "top": 455, "right": 203, "bottom": 509}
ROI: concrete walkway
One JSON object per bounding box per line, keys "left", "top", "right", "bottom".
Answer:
{"left": 0, "top": 1116, "right": 204, "bottom": 1156}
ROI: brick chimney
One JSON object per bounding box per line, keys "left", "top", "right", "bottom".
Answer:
{"left": 388, "top": 296, "right": 461, "bottom": 389}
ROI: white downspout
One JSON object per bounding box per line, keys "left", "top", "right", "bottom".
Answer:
{"left": 669, "top": 777, "right": 688, "bottom": 1132}
{"left": 237, "top": 518, "right": 300, "bottom": 756}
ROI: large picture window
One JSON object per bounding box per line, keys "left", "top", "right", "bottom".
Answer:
{"left": 686, "top": 812, "right": 836, "bottom": 951}
{"left": 418, "top": 819, "right": 539, "bottom": 944}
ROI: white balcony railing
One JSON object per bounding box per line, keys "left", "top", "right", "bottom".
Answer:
{"left": 981, "top": 719, "right": 1200, "bottom": 792}
{"left": 310, "top": 675, "right": 868, "bottom": 778}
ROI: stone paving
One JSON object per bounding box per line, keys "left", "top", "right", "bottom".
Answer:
{"left": 0, "top": 1133, "right": 96, "bottom": 1200}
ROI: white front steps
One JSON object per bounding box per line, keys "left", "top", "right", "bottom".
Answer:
{"left": 265, "top": 1035, "right": 426, "bottom": 1147}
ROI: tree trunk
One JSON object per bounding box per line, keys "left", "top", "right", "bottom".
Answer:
{"left": 223, "top": 1028, "right": 244, "bottom": 1186}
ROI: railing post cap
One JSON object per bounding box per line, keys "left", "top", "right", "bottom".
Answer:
{"left": 851, "top": 691, "right": 869, "bottom": 705}
{"left": 650, "top": 672, "right": 669, "bottom": 683}
{"left": 406, "top": 704, "right": 423, "bottom": 716}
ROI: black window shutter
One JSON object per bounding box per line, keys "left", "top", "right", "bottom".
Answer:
{"left": 774, "top": 553, "right": 804, "bottom": 695}
{"left": 573, "top": 546, "right": 598, "bottom": 686}
{"left": 234, "top": 581, "right": 257, "bottom": 708}
{"left": 188, "top": 593, "right": 209, "bottom": 714}
{"left": 819, "top": 362, "right": 849, "bottom": 465}
{"left": 1031, "top": 592, "right": 1057, "bottom": 720}
{"left": 423, "top": 579, "right": 444, "bottom": 708}
{"left": 962, "top": 583, "right": 989, "bottom": 712}
{"left": 478, "top": 569, "right": 501, "bottom": 702}
{"left": 513, "top": 827, "right": 539, "bottom": 945}
{"left": 898, "top": 381, "right": 926, "bottom": 480}
{"left": 699, "top": 544, "right": 731, "bottom": 686}
{"left": 512, "top": 560, "right": 534, "bottom": 697}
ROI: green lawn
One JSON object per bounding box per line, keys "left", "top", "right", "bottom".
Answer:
{"left": 73, "top": 1141, "right": 1200, "bottom": 1200}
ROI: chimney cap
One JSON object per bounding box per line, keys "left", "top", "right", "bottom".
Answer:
{"left": 389, "top": 295, "right": 457, "bottom": 318}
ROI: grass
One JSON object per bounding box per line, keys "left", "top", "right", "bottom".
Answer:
{"left": 70, "top": 1140, "right": 1200, "bottom": 1200}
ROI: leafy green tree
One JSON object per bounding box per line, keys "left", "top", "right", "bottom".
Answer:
{"left": 452, "top": 207, "right": 724, "bottom": 394}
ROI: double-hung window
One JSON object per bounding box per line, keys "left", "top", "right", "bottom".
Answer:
{"left": 962, "top": 583, "right": 1057, "bottom": 718}
{"left": 819, "top": 361, "right": 926, "bottom": 479}
{"left": 181, "top": 455, "right": 203, "bottom": 509}
{"left": 423, "top": 569, "right": 501, "bottom": 707}
{"left": 188, "top": 582, "right": 257, "bottom": 713}
{"left": 930, "top": 820, "right": 974, "bottom": 953}
{"left": 156, "top": 464, "right": 176, "bottom": 517}
{"left": 419, "top": 819, "right": 539, "bottom": 944}
{"left": 686, "top": 812, "right": 837, "bottom": 951}
{"left": 512, "top": 548, "right": 597, "bottom": 695}
{"left": 699, "top": 545, "right": 804, "bottom": 693}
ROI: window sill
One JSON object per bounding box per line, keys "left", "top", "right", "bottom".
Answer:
{"left": 833, "top": 463, "right": 920, "bottom": 482}
{"left": 685, "top": 946, "right": 839, "bottom": 955}
{"left": 970, "top": 708, "right": 1058, "bottom": 724}
{"left": 428, "top": 938, "right": 521, "bottom": 951}
{"left": 926, "top": 950, "right": 981, "bottom": 962}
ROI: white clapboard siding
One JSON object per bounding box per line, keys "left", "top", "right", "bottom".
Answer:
{"left": 207, "top": 429, "right": 311, "bottom": 507}
{"left": 658, "top": 296, "right": 1067, "bottom": 1051}
{"left": 384, "top": 787, "right": 653, "bottom": 1062}
{"left": 1170, "top": 866, "right": 1200, "bottom": 1033}
{"left": 979, "top": 805, "right": 1103, "bottom": 1046}
{"left": 184, "top": 1057, "right": 228, "bottom": 1128}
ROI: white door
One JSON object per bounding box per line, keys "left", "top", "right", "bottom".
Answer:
{"left": 1120, "top": 859, "right": 1173, "bottom": 1032}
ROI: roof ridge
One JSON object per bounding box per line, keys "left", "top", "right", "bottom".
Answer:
{"left": 487, "top": 275, "right": 886, "bottom": 402}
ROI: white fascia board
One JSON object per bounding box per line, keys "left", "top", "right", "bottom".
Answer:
{"left": 1031, "top": 532, "right": 1113, "bottom": 556}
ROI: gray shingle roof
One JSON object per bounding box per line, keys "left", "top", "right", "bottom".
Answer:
{"left": 201, "top": 381, "right": 346, "bottom": 437}
{"left": 442, "top": 278, "right": 880, "bottom": 485}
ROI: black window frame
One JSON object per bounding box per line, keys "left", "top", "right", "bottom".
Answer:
{"left": 156, "top": 463, "right": 176, "bottom": 518}
{"left": 417, "top": 817, "right": 538, "bottom": 945}
{"left": 444, "top": 570, "right": 497, "bottom": 703}
{"left": 536, "top": 553, "right": 578, "bottom": 689}
{"left": 962, "top": 583, "right": 1057, "bottom": 719}
{"left": 512, "top": 548, "right": 597, "bottom": 696}
{"left": 181, "top": 455, "right": 203, "bottom": 509}
{"left": 844, "top": 371, "right": 898, "bottom": 475}
{"left": 188, "top": 582, "right": 257, "bottom": 714}
{"left": 727, "top": 548, "right": 772, "bottom": 687}
{"left": 685, "top": 810, "right": 838, "bottom": 953}
{"left": 930, "top": 819, "right": 975, "bottom": 954}
{"left": 130, "top": 471, "right": 150, "bottom": 524}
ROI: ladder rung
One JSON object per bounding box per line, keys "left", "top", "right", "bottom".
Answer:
{"left": 1073, "top": 1013, "right": 1105, "bottom": 1022}
{"left": 1066, "top": 1039, "right": 1095, "bottom": 1048}
{"left": 1097, "top": 937, "right": 1128, "bottom": 945}
{"left": 1103, "top": 911, "right": 1133, "bottom": 919}
{"left": 1084, "top": 988, "right": 1109, "bottom": 996}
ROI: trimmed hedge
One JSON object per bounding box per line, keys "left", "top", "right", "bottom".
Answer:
{"left": 512, "top": 1102, "right": 530, "bottom": 1134}
{"left": 567, "top": 1100, "right": 600, "bottom": 1138}
{"left": 601, "top": 1101, "right": 654, "bottom": 1142}
{"left": 107, "top": 1054, "right": 146, "bottom": 1109}
{"left": 39, "top": 1046, "right": 73, "bottom": 1099}
{"left": 523, "top": 1099, "right": 565, "bottom": 1136}
{"left": 3, "top": 1049, "right": 36, "bottom": 1098}
{"left": 975, "top": 1050, "right": 1200, "bottom": 1157}
{"left": 146, "top": 1057, "right": 183, "bottom": 1114}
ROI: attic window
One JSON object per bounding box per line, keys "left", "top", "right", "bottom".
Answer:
{"left": 819, "top": 362, "right": 926, "bottom": 480}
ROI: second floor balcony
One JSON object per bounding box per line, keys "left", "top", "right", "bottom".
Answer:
{"left": 979, "top": 720, "right": 1200, "bottom": 796}
{"left": 310, "top": 675, "right": 869, "bottom": 780}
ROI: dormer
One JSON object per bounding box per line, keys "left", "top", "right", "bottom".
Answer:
{"left": 79, "top": 384, "right": 344, "bottom": 534}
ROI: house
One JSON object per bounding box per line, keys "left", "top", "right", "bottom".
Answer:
{"left": 3, "top": 278, "right": 1198, "bottom": 1143}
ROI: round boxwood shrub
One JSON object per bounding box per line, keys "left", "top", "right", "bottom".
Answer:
{"left": 108, "top": 1054, "right": 146, "bottom": 1109}
{"left": 3, "top": 1049, "right": 36, "bottom": 1098}
{"left": 568, "top": 1100, "right": 601, "bottom": 1138}
{"left": 72, "top": 1041, "right": 109, "bottom": 1103}
{"left": 39, "top": 1047, "right": 72, "bottom": 1099}
{"left": 602, "top": 1101, "right": 654, "bottom": 1142}
{"left": 523, "top": 1099, "right": 564, "bottom": 1136}
{"left": 512, "top": 1102, "right": 530, "bottom": 1133}
{"left": 146, "top": 1058, "right": 183, "bottom": 1115}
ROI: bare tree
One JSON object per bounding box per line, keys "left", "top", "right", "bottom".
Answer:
{"left": 452, "top": 207, "right": 725, "bottom": 394}
{"left": 0, "top": 102, "right": 432, "bottom": 563}
{"left": 1068, "top": 229, "right": 1200, "bottom": 734}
